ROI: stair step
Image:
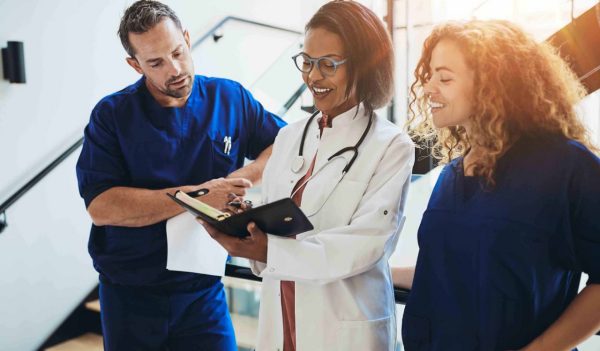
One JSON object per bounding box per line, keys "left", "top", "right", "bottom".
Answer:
{"left": 45, "top": 333, "right": 103, "bottom": 351}
{"left": 83, "top": 297, "right": 258, "bottom": 348}
{"left": 230, "top": 313, "right": 258, "bottom": 348}
{"left": 222, "top": 276, "right": 261, "bottom": 292}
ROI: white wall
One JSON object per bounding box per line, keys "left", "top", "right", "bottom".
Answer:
{"left": 0, "top": 0, "right": 135, "bottom": 202}
{"left": 0, "top": 2, "right": 133, "bottom": 350}
{"left": 0, "top": 0, "right": 325, "bottom": 203}
{"left": 580, "top": 90, "right": 600, "bottom": 146}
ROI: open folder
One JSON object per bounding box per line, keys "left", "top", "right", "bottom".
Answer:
{"left": 167, "top": 191, "right": 313, "bottom": 238}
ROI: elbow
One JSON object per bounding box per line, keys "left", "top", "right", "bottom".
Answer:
{"left": 88, "top": 210, "right": 108, "bottom": 227}
{"left": 87, "top": 202, "right": 110, "bottom": 226}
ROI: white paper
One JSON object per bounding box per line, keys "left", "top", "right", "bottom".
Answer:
{"left": 166, "top": 212, "right": 228, "bottom": 276}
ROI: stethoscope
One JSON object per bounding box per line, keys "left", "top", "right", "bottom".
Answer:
{"left": 291, "top": 109, "right": 373, "bottom": 175}
{"left": 290, "top": 109, "right": 373, "bottom": 216}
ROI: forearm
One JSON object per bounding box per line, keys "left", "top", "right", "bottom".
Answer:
{"left": 87, "top": 185, "right": 194, "bottom": 227}
{"left": 392, "top": 266, "right": 415, "bottom": 289}
{"left": 227, "top": 145, "right": 272, "bottom": 185}
{"left": 87, "top": 176, "right": 252, "bottom": 227}
{"left": 523, "top": 284, "right": 600, "bottom": 351}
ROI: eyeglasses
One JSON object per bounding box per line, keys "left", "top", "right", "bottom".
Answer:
{"left": 292, "top": 53, "right": 347, "bottom": 77}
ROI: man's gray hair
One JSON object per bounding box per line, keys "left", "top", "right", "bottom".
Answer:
{"left": 118, "top": 0, "right": 183, "bottom": 57}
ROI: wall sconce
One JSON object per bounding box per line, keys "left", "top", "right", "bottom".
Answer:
{"left": 0, "top": 212, "right": 6, "bottom": 235}
{"left": 2, "top": 41, "right": 26, "bottom": 83}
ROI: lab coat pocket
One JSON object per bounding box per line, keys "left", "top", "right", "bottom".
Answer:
{"left": 336, "top": 315, "right": 394, "bottom": 351}
{"left": 209, "top": 135, "right": 240, "bottom": 175}
{"left": 401, "top": 313, "right": 430, "bottom": 351}
{"left": 311, "top": 179, "right": 369, "bottom": 229}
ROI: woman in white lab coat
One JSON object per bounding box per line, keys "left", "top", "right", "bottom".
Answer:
{"left": 200, "top": 1, "right": 414, "bottom": 350}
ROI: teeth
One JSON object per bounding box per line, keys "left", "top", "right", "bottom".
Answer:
{"left": 313, "top": 87, "right": 332, "bottom": 94}
{"left": 429, "top": 101, "right": 445, "bottom": 109}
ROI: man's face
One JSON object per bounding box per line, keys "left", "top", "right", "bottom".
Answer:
{"left": 126, "top": 18, "right": 194, "bottom": 103}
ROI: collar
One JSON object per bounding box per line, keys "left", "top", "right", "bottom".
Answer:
{"left": 317, "top": 115, "right": 332, "bottom": 129}
{"left": 141, "top": 75, "right": 198, "bottom": 109}
{"left": 326, "top": 104, "right": 368, "bottom": 129}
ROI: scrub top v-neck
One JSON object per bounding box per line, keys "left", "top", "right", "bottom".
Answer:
{"left": 402, "top": 135, "right": 600, "bottom": 351}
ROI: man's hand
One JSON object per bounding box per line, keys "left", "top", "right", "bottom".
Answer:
{"left": 87, "top": 177, "right": 252, "bottom": 228}
{"left": 199, "top": 220, "right": 268, "bottom": 263}
{"left": 192, "top": 178, "right": 252, "bottom": 209}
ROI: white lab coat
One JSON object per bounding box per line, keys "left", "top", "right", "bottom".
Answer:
{"left": 250, "top": 104, "right": 415, "bottom": 351}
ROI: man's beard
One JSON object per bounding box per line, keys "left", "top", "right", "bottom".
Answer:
{"left": 163, "top": 74, "right": 192, "bottom": 98}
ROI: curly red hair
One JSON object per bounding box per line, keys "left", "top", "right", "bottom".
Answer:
{"left": 408, "top": 20, "right": 597, "bottom": 186}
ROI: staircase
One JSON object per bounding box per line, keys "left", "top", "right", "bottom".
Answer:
{"left": 42, "top": 277, "right": 261, "bottom": 351}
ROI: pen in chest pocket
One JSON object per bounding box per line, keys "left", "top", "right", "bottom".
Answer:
{"left": 223, "top": 136, "right": 232, "bottom": 155}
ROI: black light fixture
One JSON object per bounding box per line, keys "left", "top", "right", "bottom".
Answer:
{"left": 212, "top": 30, "right": 224, "bottom": 43}
{"left": 0, "top": 212, "right": 6, "bottom": 235}
{"left": 2, "top": 41, "right": 26, "bottom": 83}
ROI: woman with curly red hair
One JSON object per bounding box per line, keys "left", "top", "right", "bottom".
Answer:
{"left": 396, "top": 20, "right": 600, "bottom": 350}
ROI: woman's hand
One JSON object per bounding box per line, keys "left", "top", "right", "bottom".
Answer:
{"left": 198, "top": 220, "right": 268, "bottom": 263}
{"left": 222, "top": 193, "right": 253, "bottom": 215}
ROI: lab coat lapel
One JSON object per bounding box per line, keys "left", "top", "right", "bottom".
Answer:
{"left": 300, "top": 108, "right": 369, "bottom": 221}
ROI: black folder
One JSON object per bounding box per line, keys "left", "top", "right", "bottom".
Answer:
{"left": 167, "top": 191, "right": 313, "bottom": 238}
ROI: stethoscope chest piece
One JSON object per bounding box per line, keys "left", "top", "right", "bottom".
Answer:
{"left": 291, "top": 156, "right": 305, "bottom": 173}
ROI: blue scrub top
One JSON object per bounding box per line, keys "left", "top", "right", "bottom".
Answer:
{"left": 76, "top": 75, "right": 286, "bottom": 287}
{"left": 402, "top": 134, "right": 600, "bottom": 351}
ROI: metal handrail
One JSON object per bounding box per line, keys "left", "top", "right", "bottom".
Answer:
{"left": 0, "top": 17, "right": 305, "bottom": 234}
{"left": 192, "top": 16, "right": 301, "bottom": 50}
{"left": 0, "top": 138, "right": 84, "bottom": 233}
{"left": 226, "top": 263, "right": 410, "bottom": 305}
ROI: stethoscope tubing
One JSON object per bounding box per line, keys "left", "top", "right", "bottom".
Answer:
{"left": 295, "top": 109, "right": 373, "bottom": 173}
{"left": 290, "top": 108, "right": 373, "bottom": 216}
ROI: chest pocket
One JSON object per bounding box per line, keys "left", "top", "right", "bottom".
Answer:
{"left": 311, "top": 178, "right": 369, "bottom": 230}
{"left": 209, "top": 133, "right": 241, "bottom": 176}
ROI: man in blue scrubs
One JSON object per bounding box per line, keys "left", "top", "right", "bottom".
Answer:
{"left": 75, "top": 1, "right": 286, "bottom": 350}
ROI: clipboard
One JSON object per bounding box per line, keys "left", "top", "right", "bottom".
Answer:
{"left": 167, "top": 191, "right": 314, "bottom": 238}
